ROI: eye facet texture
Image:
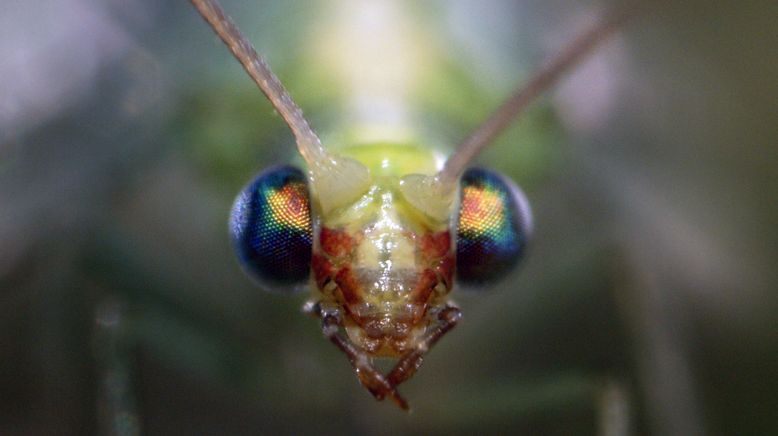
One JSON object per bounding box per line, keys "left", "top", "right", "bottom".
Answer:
{"left": 456, "top": 167, "right": 532, "bottom": 286}
{"left": 230, "top": 166, "right": 312, "bottom": 291}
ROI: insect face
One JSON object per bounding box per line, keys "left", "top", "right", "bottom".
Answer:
{"left": 306, "top": 145, "right": 456, "bottom": 357}
{"left": 229, "top": 147, "right": 532, "bottom": 354}
{"left": 193, "top": 0, "right": 630, "bottom": 410}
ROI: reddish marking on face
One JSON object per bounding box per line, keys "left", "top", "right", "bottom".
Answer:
{"left": 311, "top": 254, "right": 333, "bottom": 289}
{"left": 334, "top": 267, "right": 361, "bottom": 305}
{"left": 411, "top": 269, "right": 437, "bottom": 306}
{"left": 420, "top": 231, "right": 451, "bottom": 260}
{"left": 436, "top": 255, "right": 455, "bottom": 290}
{"left": 320, "top": 227, "right": 354, "bottom": 258}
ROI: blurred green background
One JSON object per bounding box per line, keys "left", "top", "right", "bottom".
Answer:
{"left": 1, "top": 0, "right": 776, "bottom": 434}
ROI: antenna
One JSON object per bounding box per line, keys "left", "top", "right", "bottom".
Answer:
{"left": 437, "top": 3, "right": 640, "bottom": 187}
{"left": 190, "top": 0, "right": 327, "bottom": 164}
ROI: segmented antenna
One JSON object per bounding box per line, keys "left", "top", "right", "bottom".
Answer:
{"left": 190, "top": 0, "right": 327, "bottom": 164}
{"left": 438, "top": 4, "right": 639, "bottom": 187}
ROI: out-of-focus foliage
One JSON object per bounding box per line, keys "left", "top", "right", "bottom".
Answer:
{"left": 1, "top": 0, "right": 776, "bottom": 435}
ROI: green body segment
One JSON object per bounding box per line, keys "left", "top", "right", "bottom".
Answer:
{"left": 337, "top": 143, "right": 442, "bottom": 178}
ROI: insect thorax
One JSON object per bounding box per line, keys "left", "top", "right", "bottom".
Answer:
{"left": 309, "top": 143, "right": 454, "bottom": 356}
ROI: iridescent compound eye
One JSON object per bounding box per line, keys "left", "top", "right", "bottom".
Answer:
{"left": 229, "top": 165, "right": 313, "bottom": 291}
{"left": 455, "top": 167, "right": 533, "bottom": 286}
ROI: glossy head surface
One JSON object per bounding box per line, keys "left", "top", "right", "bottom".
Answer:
{"left": 230, "top": 165, "right": 313, "bottom": 291}
{"left": 455, "top": 167, "right": 532, "bottom": 286}
{"left": 309, "top": 144, "right": 454, "bottom": 356}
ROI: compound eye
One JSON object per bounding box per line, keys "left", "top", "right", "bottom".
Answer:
{"left": 455, "top": 168, "right": 532, "bottom": 287}
{"left": 229, "top": 165, "right": 312, "bottom": 291}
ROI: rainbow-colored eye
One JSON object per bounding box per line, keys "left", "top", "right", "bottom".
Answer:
{"left": 455, "top": 167, "right": 532, "bottom": 286}
{"left": 229, "top": 166, "right": 313, "bottom": 291}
